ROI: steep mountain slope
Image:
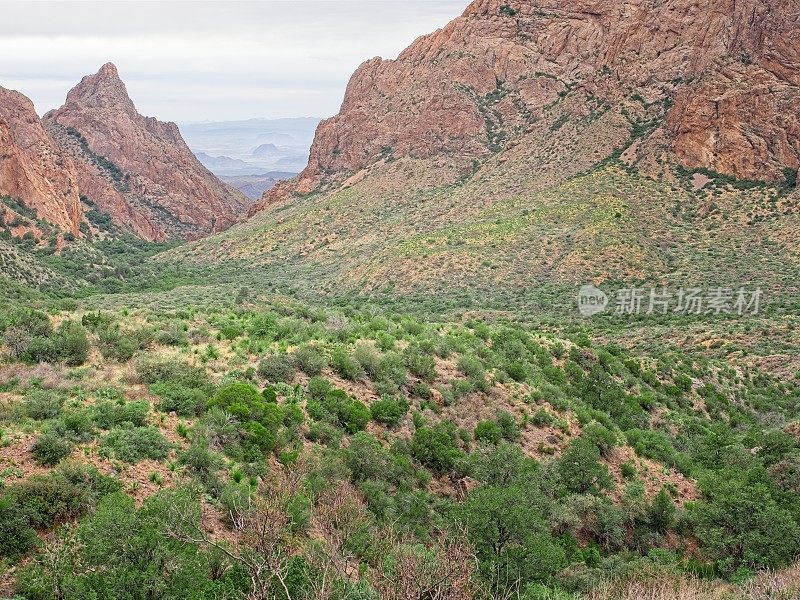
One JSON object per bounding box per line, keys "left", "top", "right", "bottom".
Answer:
{"left": 43, "top": 63, "right": 248, "bottom": 241}
{"left": 0, "top": 87, "right": 82, "bottom": 236}
{"left": 254, "top": 0, "right": 799, "bottom": 213}
{"left": 176, "top": 0, "right": 798, "bottom": 315}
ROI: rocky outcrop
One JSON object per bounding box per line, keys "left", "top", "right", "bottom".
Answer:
{"left": 44, "top": 63, "right": 248, "bottom": 241}
{"left": 254, "top": 0, "right": 800, "bottom": 213}
{"left": 0, "top": 86, "right": 82, "bottom": 235}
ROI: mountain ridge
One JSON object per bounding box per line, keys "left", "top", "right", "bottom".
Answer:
{"left": 0, "top": 63, "right": 249, "bottom": 243}
{"left": 252, "top": 0, "right": 800, "bottom": 215}
{"left": 43, "top": 63, "right": 249, "bottom": 241}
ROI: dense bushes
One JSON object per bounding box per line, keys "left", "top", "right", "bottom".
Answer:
{"left": 0, "top": 463, "right": 120, "bottom": 561}
{"left": 15, "top": 491, "right": 246, "bottom": 598}
{"left": 3, "top": 311, "right": 89, "bottom": 365}
{"left": 257, "top": 353, "right": 296, "bottom": 383}
{"left": 690, "top": 468, "right": 800, "bottom": 575}
{"left": 101, "top": 426, "right": 171, "bottom": 462}
{"left": 3, "top": 295, "right": 800, "bottom": 597}
{"left": 370, "top": 395, "right": 409, "bottom": 427}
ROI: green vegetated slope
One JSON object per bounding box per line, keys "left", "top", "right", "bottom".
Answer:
{"left": 160, "top": 155, "right": 800, "bottom": 378}
{"left": 0, "top": 99, "right": 799, "bottom": 599}
{"left": 171, "top": 157, "right": 800, "bottom": 306}
{"left": 1, "top": 290, "right": 799, "bottom": 599}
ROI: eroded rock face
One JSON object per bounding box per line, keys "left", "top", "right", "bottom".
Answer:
{"left": 44, "top": 63, "right": 248, "bottom": 241}
{"left": 0, "top": 86, "right": 82, "bottom": 235}
{"left": 256, "top": 0, "right": 800, "bottom": 212}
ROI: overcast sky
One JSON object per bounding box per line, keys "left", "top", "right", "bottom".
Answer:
{"left": 0, "top": 0, "right": 466, "bottom": 122}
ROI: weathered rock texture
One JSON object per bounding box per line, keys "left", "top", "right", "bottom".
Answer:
{"left": 0, "top": 86, "right": 82, "bottom": 235}
{"left": 254, "top": 0, "right": 800, "bottom": 213}
{"left": 43, "top": 63, "right": 248, "bottom": 241}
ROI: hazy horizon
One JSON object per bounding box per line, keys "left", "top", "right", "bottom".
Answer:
{"left": 0, "top": 0, "right": 466, "bottom": 122}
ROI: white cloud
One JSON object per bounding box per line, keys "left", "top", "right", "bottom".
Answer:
{"left": 0, "top": 0, "right": 466, "bottom": 121}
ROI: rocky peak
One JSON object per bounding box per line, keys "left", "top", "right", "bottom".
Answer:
{"left": 59, "top": 62, "right": 137, "bottom": 114}
{"left": 43, "top": 63, "right": 249, "bottom": 241}
{"left": 254, "top": 0, "right": 799, "bottom": 213}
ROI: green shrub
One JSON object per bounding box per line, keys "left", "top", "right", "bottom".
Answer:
{"left": 209, "top": 383, "right": 265, "bottom": 418}
{"left": 311, "top": 389, "right": 371, "bottom": 433}
{"left": 370, "top": 395, "right": 409, "bottom": 428}
{"left": 305, "top": 421, "right": 343, "bottom": 447}
{"left": 621, "top": 461, "right": 637, "bottom": 479}
{"left": 338, "top": 397, "right": 371, "bottom": 434}
{"left": 531, "top": 409, "right": 555, "bottom": 427}
{"left": 57, "top": 409, "right": 95, "bottom": 441}
{"left": 293, "top": 344, "right": 328, "bottom": 375}
{"left": 248, "top": 312, "right": 278, "bottom": 339}
{"left": 411, "top": 421, "right": 464, "bottom": 473}
{"left": 93, "top": 399, "right": 150, "bottom": 429}
{"left": 31, "top": 432, "right": 74, "bottom": 466}
{"left": 558, "top": 438, "right": 613, "bottom": 494}
{"left": 582, "top": 422, "right": 618, "bottom": 458}
{"left": 377, "top": 352, "right": 407, "bottom": 389}
{"left": 20, "top": 336, "right": 59, "bottom": 364}
{"left": 0, "top": 497, "right": 38, "bottom": 560}
{"left": 97, "top": 325, "right": 137, "bottom": 362}
{"left": 354, "top": 342, "right": 381, "bottom": 377}
{"left": 158, "top": 320, "right": 189, "bottom": 346}
{"left": 24, "top": 389, "right": 65, "bottom": 420}
{"left": 306, "top": 377, "right": 330, "bottom": 401}
{"left": 404, "top": 346, "right": 437, "bottom": 381}
{"left": 331, "top": 345, "right": 363, "bottom": 381}
{"left": 474, "top": 420, "right": 502, "bottom": 445}
{"left": 150, "top": 381, "right": 207, "bottom": 416}
{"left": 136, "top": 358, "right": 212, "bottom": 393}
{"left": 345, "top": 432, "right": 392, "bottom": 482}
{"left": 457, "top": 354, "right": 485, "bottom": 379}
{"left": 242, "top": 421, "right": 278, "bottom": 455}
{"left": 411, "top": 381, "right": 432, "bottom": 399}
{"left": 53, "top": 321, "right": 90, "bottom": 366}
{"left": 257, "top": 354, "right": 296, "bottom": 383}
{"left": 496, "top": 410, "right": 521, "bottom": 441}
{"left": 101, "top": 426, "right": 171, "bottom": 463}
{"left": 505, "top": 360, "right": 534, "bottom": 382}
{"left": 691, "top": 469, "right": 800, "bottom": 573}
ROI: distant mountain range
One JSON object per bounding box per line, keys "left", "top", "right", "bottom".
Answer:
{"left": 180, "top": 117, "right": 321, "bottom": 177}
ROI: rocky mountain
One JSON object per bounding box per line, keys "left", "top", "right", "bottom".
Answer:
{"left": 42, "top": 63, "right": 249, "bottom": 241}
{"left": 170, "top": 0, "right": 797, "bottom": 315}
{"left": 0, "top": 86, "right": 82, "bottom": 236}
{"left": 254, "top": 0, "right": 800, "bottom": 213}
{"left": 220, "top": 174, "right": 283, "bottom": 200}
{"left": 180, "top": 117, "right": 319, "bottom": 177}
{"left": 195, "top": 152, "right": 272, "bottom": 177}
{"left": 0, "top": 64, "right": 249, "bottom": 242}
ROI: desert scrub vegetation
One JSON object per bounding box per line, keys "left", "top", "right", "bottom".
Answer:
{"left": 0, "top": 295, "right": 798, "bottom": 599}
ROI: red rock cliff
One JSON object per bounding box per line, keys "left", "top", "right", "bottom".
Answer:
{"left": 253, "top": 0, "right": 800, "bottom": 213}
{"left": 0, "top": 86, "right": 82, "bottom": 235}
{"left": 44, "top": 63, "right": 248, "bottom": 241}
